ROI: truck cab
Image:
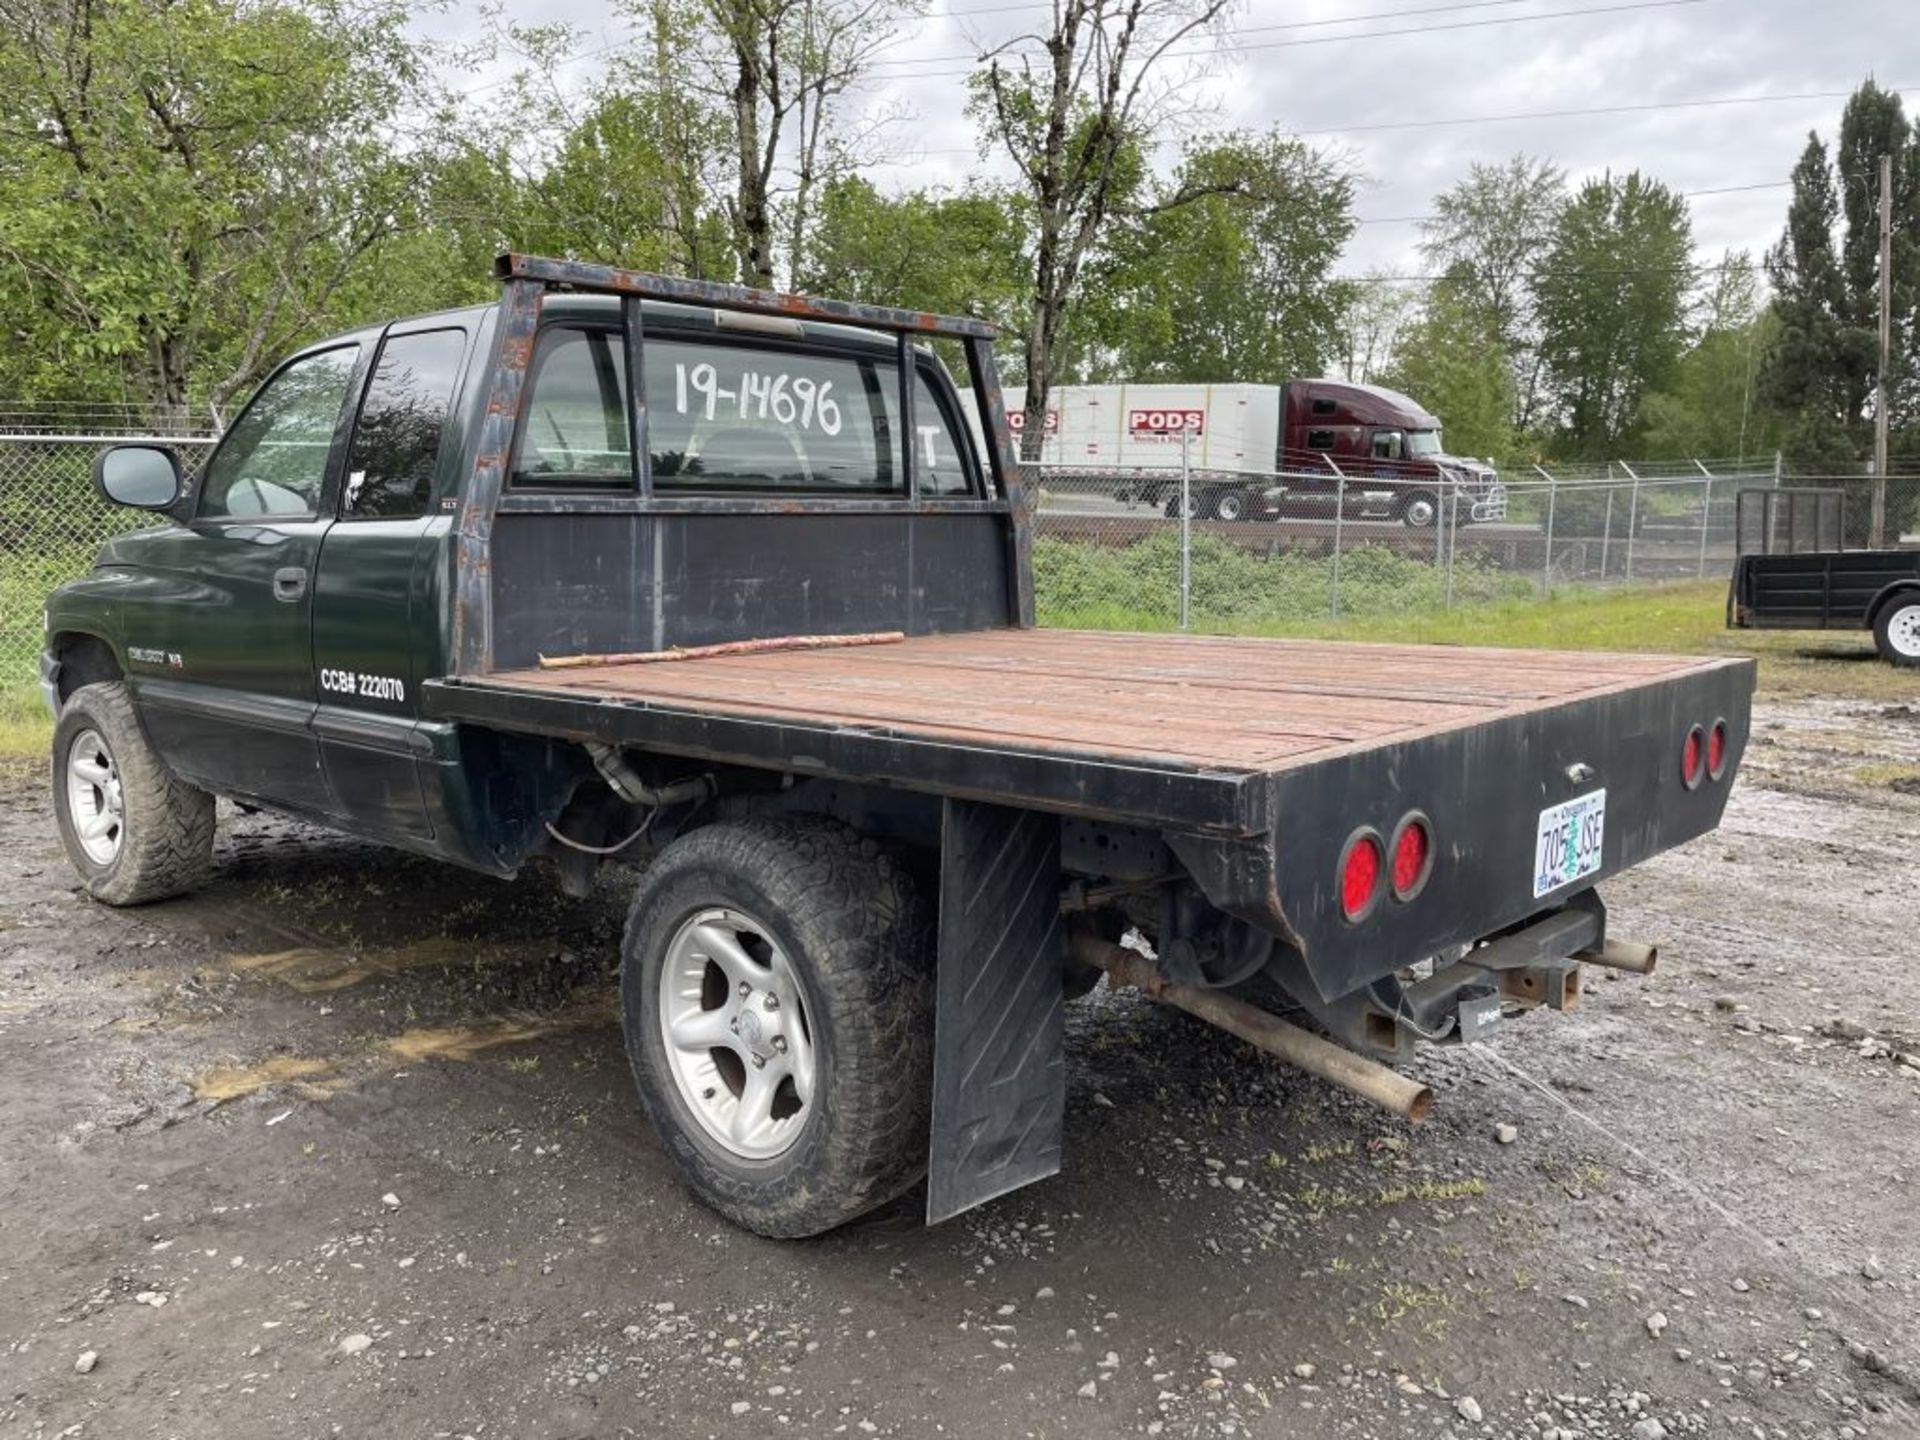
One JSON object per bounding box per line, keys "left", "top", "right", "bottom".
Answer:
{"left": 1278, "top": 379, "right": 1505, "bottom": 527}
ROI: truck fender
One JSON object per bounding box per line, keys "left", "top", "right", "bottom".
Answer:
{"left": 46, "top": 631, "right": 125, "bottom": 710}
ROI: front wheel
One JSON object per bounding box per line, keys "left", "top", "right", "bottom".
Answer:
{"left": 1874, "top": 596, "right": 1920, "bottom": 667}
{"left": 1399, "top": 491, "right": 1439, "bottom": 528}
{"left": 619, "top": 816, "right": 935, "bottom": 1237}
{"left": 52, "top": 681, "right": 215, "bottom": 906}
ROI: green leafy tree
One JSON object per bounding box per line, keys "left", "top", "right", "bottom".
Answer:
{"left": 1418, "top": 155, "right": 1565, "bottom": 429}
{"left": 1378, "top": 286, "right": 1515, "bottom": 462}
{"left": 1532, "top": 171, "right": 1694, "bottom": 457}
{"left": 1077, "top": 132, "right": 1357, "bottom": 385}
{"left": 1639, "top": 255, "right": 1782, "bottom": 460}
{"left": 0, "top": 0, "right": 425, "bottom": 422}
{"left": 800, "top": 177, "right": 1029, "bottom": 334}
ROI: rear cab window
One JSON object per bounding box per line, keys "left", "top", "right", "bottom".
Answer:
{"left": 510, "top": 325, "right": 979, "bottom": 497}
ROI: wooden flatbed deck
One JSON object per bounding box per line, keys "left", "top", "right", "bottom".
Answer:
{"left": 465, "top": 629, "right": 1728, "bottom": 774}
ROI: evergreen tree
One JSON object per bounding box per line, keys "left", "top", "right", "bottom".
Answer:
{"left": 1760, "top": 81, "right": 1920, "bottom": 465}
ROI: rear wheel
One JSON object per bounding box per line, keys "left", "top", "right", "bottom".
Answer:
{"left": 52, "top": 681, "right": 214, "bottom": 905}
{"left": 1211, "top": 490, "right": 1246, "bottom": 522}
{"left": 619, "top": 815, "right": 935, "bottom": 1237}
{"left": 1874, "top": 596, "right": 1920, "bottom": 667}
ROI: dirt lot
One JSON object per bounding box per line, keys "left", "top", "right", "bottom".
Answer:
{"left": 3, "top": 683, "right": 1919, "bottom": 1440}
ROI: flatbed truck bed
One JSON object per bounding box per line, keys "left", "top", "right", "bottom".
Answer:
{"left": 430, "top": 629, "right": 1740, "bottom": 832}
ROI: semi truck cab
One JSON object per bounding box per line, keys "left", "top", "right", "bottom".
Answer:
{"left": 1279, "top": 379, "right": 1506, "bottom": 527}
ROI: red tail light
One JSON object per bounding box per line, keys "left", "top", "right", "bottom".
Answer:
{"left": 1339, "top": 831, "right": 1383, "bottom": 922}
{"left": 1681, "top": 726, "right": 1705, "bottom": 789}
{"left": 1390, "top": 815, "right": 1433, "bottom": 900}
{"left": 1707, "top": 720, "right": 1727, "bottom": 779}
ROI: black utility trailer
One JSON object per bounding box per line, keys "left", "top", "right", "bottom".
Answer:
{"left": 47, "top": 256, "right": 1753, "bottom": 1238}
{"left": 1728, "top": 489, "right": 1920, "bottom": 667}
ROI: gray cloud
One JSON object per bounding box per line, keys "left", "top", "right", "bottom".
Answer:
{"left": 435, "top": 0, "right": 1917, "bottom": 278}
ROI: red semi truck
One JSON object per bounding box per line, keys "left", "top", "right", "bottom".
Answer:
{"left": 1007, "top": 379, "right": 1506, "bottom": 527}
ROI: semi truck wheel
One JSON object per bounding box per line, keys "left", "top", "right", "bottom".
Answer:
{"left": 619, "top": 815, "right": 935, "bottom": 1237}
{"left": 52, "top": 681, "right": 215, "bottom": 906}
{"left": 1211, "top": 490, "right": 1246, "bottom": 522}
{"left": 1399, "top": 492, "right": 1439, "bottom": 528}
{"left": 1873, "top": 595, "right": 1920, "bottom": 667}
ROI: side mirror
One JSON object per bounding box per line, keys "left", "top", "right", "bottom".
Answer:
{"left": 91, "top": 445, "right": 183, "bottom": 511}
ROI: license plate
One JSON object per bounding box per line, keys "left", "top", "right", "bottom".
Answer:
{"left": 1533, "top": 789, "right": 1606, "bottom": 898}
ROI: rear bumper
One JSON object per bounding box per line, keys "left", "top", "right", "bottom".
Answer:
{"left": 1174, "top": 656, "right": 1755, "bottom": 1003}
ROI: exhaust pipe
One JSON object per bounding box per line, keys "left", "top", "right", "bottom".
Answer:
{"left": 1575, "top": 937, "right": 1658, "bottom": 975}
{"left": 1069, "top": 933, "right": 1433, "bottom": 1124}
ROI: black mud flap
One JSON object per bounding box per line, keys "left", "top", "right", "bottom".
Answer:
{"left": 926, "top": 800, "right": 1066, "bottom": 1223}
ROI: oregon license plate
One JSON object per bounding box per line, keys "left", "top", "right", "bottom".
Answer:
{"left": 1533, "top": 789, "right": 1606, "bottom": 898}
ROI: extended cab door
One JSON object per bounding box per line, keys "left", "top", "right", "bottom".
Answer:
{"left": 309, "top": 323, "right": 474, "bottom": 841}
{"left": 122, "top": 342, "right": 364, "bottom": 814}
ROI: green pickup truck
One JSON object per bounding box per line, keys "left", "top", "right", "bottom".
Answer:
{"left": 42, "top": 256, "right": 1754, "bottom": 1237}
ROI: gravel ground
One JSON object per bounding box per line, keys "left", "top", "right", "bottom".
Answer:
{"left": 2, "top": 691, "right": 1918, "bottom": 1440}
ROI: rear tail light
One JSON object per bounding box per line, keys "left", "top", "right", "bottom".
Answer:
{"left": 1681, "top": 725, "right": 1705, "bottom": 790}
{"left": 1389, "top": 814, "right": 1433, "bottom": 901}
{"left": 1707, "top": 719, "right": 1728, "bottom": 780}
{"left": 1338, "top": 830, "right": 1384, "bottom": 923}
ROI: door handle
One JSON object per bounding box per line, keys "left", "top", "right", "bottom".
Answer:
{"left": 272, "top": 566, "right": 308, "bottom": 602}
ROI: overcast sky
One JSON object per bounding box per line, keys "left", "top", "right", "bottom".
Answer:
{"left": 439, "top": 0, "right": 1915, "bottom": 279}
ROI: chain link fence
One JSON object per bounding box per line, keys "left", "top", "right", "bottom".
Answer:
{"left": 4, "top": 430, "right": 1918, "bottom": 688}
{"left": 1032, "top": 455, "right": 1920, "bottom": 631}
{"left": 1, "top": 433, "right": 215, "bottom": 687}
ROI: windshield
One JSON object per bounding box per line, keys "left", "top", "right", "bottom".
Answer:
{"left": 1406, "top": 429, "right": 1443, "bottom": 457}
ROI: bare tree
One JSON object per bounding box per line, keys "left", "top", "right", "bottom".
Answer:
{"left": 972, "top": 0, "right": 1235, "bottom": 459}
{"left": 688, "top": 0, "right": 924, "bottom": 287}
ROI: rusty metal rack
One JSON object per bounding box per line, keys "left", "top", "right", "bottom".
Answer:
{"left": 449, "top": 253, "right": 1032, "bottom": 677}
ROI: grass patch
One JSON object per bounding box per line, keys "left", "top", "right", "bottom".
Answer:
{"left": 1037, "top": 541, "right": 1916, "bottom": 704}
{"left": 0, "top": 684, "right": 50, "bottom": 767}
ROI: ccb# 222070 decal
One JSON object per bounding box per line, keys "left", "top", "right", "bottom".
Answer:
{"left": 319, "top": 668, "right": 406, "bottom": 703}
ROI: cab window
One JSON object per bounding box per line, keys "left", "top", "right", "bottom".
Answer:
{"left": 510, "top": 327, "right": 978, "bottom": 496}
{"left": 344, "top": 328, "right": 467, "bottom": 519}
{"left": 649, "top": 339, "right": 894, "bottom": 493}
{"left": 1370, "top": 429, "right": 1405, "bottom": 460}
{"left": 512, "top": 328, "right": 631, "bottom": 487}
{"left": 199, "top": 346, "right": 358, "bottom": 519}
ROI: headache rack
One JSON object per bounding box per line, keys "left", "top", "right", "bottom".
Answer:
{"left": 449, "top": 253, "right": 1033, "bottom": 676}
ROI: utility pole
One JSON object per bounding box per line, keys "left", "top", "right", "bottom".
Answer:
{"left": 1872, "top": 152, "right": 1892, "bottom": 549}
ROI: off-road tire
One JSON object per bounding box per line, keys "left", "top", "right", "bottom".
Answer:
{"left": 1872, "top": 594, "right": 1920, "bottom": 668}
{"left": 620, "top": 815, "right": 935, "bottom": 1237}
{"left": 52, "top": 681, "right": 215, "bottom": 905}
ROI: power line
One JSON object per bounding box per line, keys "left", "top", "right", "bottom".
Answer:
{"left": 1334, "top": 261, "right": 1747, "bottom": 282}
{"left": 455, "top": 0, "right": 1579, "bottom": 93}
{"left": 866, "top": 0, "right": 1551, "bottom": 69}
{"left": 867, "top": 89, "right": 1914, "bottom": 160}
{"left": 874, "top": 0, "right": 1708, "bottom": 81}
{"left": 1285, "top": 86, "right": 1919, "bottom": 137}
{"left": 1350, "top": 178, "right": 1790, "bottom": 225}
